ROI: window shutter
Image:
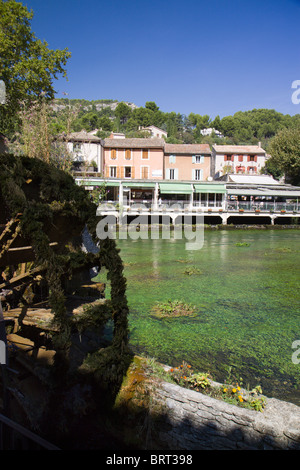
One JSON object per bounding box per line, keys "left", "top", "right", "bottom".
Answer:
{"left": 192, "top": 169, "right": 195, "bottom": 180}
{"left": 174, "top": 168, "right": 178, "bottom": 180}
{"left": 166, "top": 168, "right": 170, "bottom": 179}
{"left": 121, "top": 166, "right": 124, "bottom": 178}
{"left": 192, "top": 156, "right": 196, "bottom": 164}
{"left": 105, "top": 166, "right": 109, "bottom": 177}
{"left": 131, "top": 167, "right": 135, "bottom": 179}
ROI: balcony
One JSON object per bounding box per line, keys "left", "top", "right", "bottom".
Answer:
{"left": 97, "top": 199, "right": 300, "bottom": 215}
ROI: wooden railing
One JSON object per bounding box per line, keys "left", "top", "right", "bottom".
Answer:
{"left": 0, "top": 413, "right": 59, "bottom": 450}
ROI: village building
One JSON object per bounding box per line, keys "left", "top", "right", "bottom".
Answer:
{"left": 102, "top": 137, "right": 165, "bottom": 204}
{"left": 164, "top": 143, "right": 211, "bottom": 182}
{"left": 102, "top": 137, "right": 165, "bottom": 180}
{"left": 138, "top": 125, "right": 168, "bottom": 139}
{"left": 66, "top": 130, "right": 102, "bottom": 171}
{"left": 211, "top": 144, "right": 267, "bottom": 178}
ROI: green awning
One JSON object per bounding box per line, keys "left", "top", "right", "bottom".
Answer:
{"left": 194, "top": 184, "right": 226, "bottom": 194}
{"left": 159, "top": 183, "right": 193, "bottom": 194}
{"left": 104, "top": 181, "right": 121, "bottom": 187}
{"left": 122, "top": 182, "right": 156, "bottom": 188}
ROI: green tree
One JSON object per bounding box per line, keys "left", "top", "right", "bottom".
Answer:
{"left": 98, "top": 116, "right": 113, "bottom": 132}
{"left": 145, "top": 101, "right": 160, "bottom": 112}
{"left": 114, "top": 102, "right": 132, "bottom": 125}
{"left": 0, "top": 0, "right": 71, "bottom": 135}
{"left": 80, "top": 111, "right": 99, "bottom": 131}
{"left": 267, "top": 127, "right": 300, "bottom": 185}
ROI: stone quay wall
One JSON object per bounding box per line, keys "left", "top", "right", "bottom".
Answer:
{"left": 153, "top": 381, "right": 300, "bottom": 450}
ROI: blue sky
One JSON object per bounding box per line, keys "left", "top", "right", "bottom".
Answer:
{"left": 23, "top": 0, "right": 300, "bottom": 119}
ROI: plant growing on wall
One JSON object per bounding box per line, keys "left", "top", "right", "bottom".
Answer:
{"left": 0, "top": 154, "right": 130, "bottom": 391}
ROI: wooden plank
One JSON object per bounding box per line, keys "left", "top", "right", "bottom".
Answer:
{"left": 0, "top": 266, "right": 45, "bottom": 290}
{"left": 0, "top": 242, "right": 58, "bottom": 267}
{"left": 0, "top": 412, "right": 60, "bottom": 450}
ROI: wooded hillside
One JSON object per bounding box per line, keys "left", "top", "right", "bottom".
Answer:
{"left": 50, "top": 98, "right": 300, "bottom": 150}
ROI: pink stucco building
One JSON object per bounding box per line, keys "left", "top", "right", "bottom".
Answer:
{"left": 164, "top": 143, "right": 211, "bottom": 181}
{"left": 103, "top": 137, "right": 165, "bottom": 180}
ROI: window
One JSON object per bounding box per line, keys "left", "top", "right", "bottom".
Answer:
{"left": 109, "top": 166, "right": 117, "bottom": 178}
{"left": 195, "top": 155, "right": 204, "bottom": 164}
{"left": 247, "top": 166, "right": 257, "bottom": 173}
{"left": 193, "top": 169, "right": 203, "bottom": 180}
{"left": 141, "top": 166, "right": 149, "bottom": 179}
{"left": 73, "top": 143, "right": 82, "bottom": 152}
{"left": 249, "top": 155, "right": 255, "bottom": 161}
{"left": 224, "top": 155, "right": 233, "bottom": 161}
{"left": 169, "top": 155, "right": 176, "bottom": 164}
{"left": 166, "top": 168, "right": 178, "bottom": 179}
{"left": 238, "top": 155, "right": 243, "bottom": 162}
{"left": 125, "top": 149, "right": 131, "bottom": 160}
{"left": 142, "top": 149, "right": 149, "bottom": 159}
{"left": 125, "top": 166, "right": 132, "bottom": 178}
{"left": 236, "top": 166, "right": 245, "bottom": 174}
{"left": 110, "top": 149, "right": 117, "bottom": 160}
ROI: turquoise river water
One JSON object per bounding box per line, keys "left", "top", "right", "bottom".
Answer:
{"left": 101, "top": 228, "right": 300, "bottom": 405}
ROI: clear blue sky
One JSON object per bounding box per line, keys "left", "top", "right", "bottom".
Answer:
{"left": 23, "top": 0, "right": 300, "bottom": 119}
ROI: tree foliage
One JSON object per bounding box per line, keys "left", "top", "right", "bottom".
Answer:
{"left": 267, "top": 126, "right": 300, "bottom": 185}
{"left": 53, "top": 98, "right": 300, "bottom": 149}
{"left": 0, "top": 0, "right": 71, "bottom": 135}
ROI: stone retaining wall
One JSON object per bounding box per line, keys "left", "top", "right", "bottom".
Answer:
{"left": 153, "top": 381, "right": 300, "bottom": 450}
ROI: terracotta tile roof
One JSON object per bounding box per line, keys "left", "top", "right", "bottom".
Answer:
{"left": 164, "top": 143, "right": 211, "bottom": 155}
{"left": 65, "top": 131, "right": 102, "bottom": 142}
{"left": 103, "top": 138, "right": 165, "bottom": 148}
{"left": 213, "top": 145, "right": 265, "bottom": 154}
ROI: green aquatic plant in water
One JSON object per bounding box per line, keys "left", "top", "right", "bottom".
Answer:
{"left": 183, "top": 266, "right": 203, "bottom": 275}
{"left": 151, "top": 300, "right": 197, "bottom": 319}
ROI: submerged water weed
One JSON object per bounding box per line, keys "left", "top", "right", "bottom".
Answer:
{"left": 183, "top": 266, "right": 203, "bottom": 276}
{"left": 117, "top": 231, "right": 300, "bottom": 404}
{"left": 151, "top": 300, "right": 197, "bottom": 319}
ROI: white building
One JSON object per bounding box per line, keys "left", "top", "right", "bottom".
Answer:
{"left": 200, "top": 127, "right": 223, "bottom": 138}
{"left": 66, "top": 130, "right": 102, "bottom": 171}
{"left": 212, "top": 144, "right": 267, "bottom": 179}
{"left": 139, "top": 125, "right": 167, "bottom": 139}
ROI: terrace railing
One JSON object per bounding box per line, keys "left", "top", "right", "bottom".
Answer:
{"left": 99, "top": 200, "right": 300, "bottom": 213}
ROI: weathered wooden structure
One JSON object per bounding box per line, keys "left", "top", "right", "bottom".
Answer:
{"left": 0, "top": 154, "right": 130, "bottom": 448}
